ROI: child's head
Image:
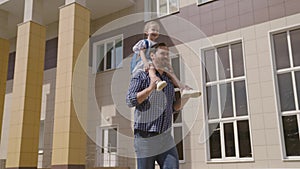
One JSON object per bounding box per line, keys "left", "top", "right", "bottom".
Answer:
{"left": 144, "top": 21, "right": 160, "bottom": 40}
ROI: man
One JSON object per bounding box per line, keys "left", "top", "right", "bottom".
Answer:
{"left": 126, "top": 43, "right": 190, "bottom": 169}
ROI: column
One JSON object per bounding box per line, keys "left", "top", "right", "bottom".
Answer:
{"left": 0, "top": 38, "right": 9, "bottom": 141}
{"left": 51, "top": 0, "right": 90, "bottom": 169}
{"left": 6, "top": 0, "right": 46, "bottom": 168}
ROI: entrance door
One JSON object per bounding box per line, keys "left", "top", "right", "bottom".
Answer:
{"left": 96, "top": 126, "right": 118, "bottom": 167}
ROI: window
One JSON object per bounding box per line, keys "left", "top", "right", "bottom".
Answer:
{"left": 145, "top": 0, "right": 179, "bottom": 20}
{"left": 171, "top": 55, "right": 185, "bottom": 162}
{"left": 197, "top": 0, "right": 215, "bottom": 5}
{"left": 172, "top": 110, "right": 185, "bottom": 162}
{"left": 203, "top": 42, "right": 253, "bottom": 161}
{"left": 96, "top": 126, "right": 118, "bottom": 167}
{"left": 271, "top": 28, "right": 300, "bottom": 159}
{"left": 93, "top": 35, "right": 123, "bottom": 73}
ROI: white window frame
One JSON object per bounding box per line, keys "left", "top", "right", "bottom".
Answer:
{"left": 96, "top": 125, "right": 119, "bottom": 167}
{"left": 201, "top": 40, "right": 254, "bottom": 163}
{"left": 171, "top": 53, "right": 185, "bottom": 163}
{"left": 172, "top": 112, "right": 186, "bottom": 163}
{"left": 197, "top": 0, "right": 216, "bottom": 6}
{"left": 144, "top": 0, "right": 179, "bottom": 21}
{"left": 270, "top": 26, "right": 300, "bottom": 161}
{"left": 92, "top": 35, "right": 123, "bottom": 74}
{"left": 38, "top": 83, "right": 51, "bottom": 168}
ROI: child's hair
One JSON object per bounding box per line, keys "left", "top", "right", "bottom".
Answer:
{"left": 144, "top": 21, "right": 160, "bottom": 33}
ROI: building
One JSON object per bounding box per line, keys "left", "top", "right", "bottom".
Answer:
{"left": 0, "top": 0, "right": 300, "bottom": 169}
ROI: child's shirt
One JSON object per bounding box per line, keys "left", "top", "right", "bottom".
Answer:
{"left": 132, "top": 39, "right": 157, "bottom": 60}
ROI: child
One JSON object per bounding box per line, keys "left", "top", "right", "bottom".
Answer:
{"left": 132, "top": 21, "right": 167, "bottom": 91}
{"left": 132, "top": 21, "right": 201, "bottom": 98}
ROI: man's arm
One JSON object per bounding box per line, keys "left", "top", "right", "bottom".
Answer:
{"left": 136, "top": 84, "right": 155, "bottom": 104}
{"left": 126, "top": 73, "right": 156, "bottom": 107}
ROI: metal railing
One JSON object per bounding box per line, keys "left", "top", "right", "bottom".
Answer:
{"left": 95, "top": 146, "right": 128, "bottom": 167}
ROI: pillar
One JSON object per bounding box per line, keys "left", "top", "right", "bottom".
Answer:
{"left": 0, "top": 38, "right": 9, "bottom": 141}
{"left": 6, "top": 0, "right": 46, "bottom": 168}
{"left": 6, "top": 21, "right": 46, "bottom": 169}
{"left": 51, "top": 1, "right": 90, "bottom": 169}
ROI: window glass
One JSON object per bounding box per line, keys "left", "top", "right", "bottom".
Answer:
{"left": 273, "top": 32, "right": 290, "bottom": 70}
{"left": 106, "top": 42, "right": 113, "bottom": 70}
{"left": 278, "top": 73, "right": 295, "bottom": 111}
{"left": 295, "top": 71, "right": 300, "bottom": 109}
{"left": 108, "top": 128, "right": 117, "bottom": 152}
{"left": 290, "top": 29, "right": 300, "bottom": 67}
{"left": 209, "top": 123, "right": 221, "bottom": 159}
{"left": 224, "top": 123, "right": 235, "bottom": 157}
{"left": 220, "top": 83, "right": 233, "bottom": 118}
{"left": 231, "top": 43, "right": 244, "bottom": 77}
{"left": 169, "top": 0, "right": 179, "bottom": 13}
{"left": 207, "top": 85, "right": 219, "bottom": 119}
{"left": 174, "top": 127, "right": 184, "bottom": 160}
{"left": 115, "top": 39, "right": 123, "bottom": 68}
{"left": 237, "top": 120, "right": 252, "bottom": 157}
{"left": 235, "top": 81, "right": 248, "bottom": 116}
{"left": 102, "top": 128, "right": 118, "bottom": 153}
{"left": 282, "top": 115, "right": 300, "bottom": 156}
{"left": 171, "top": 56, "right": 180, "bottom": 80}
{"left": 97, "top": 44, "right": 104, "bottom": 72}
{"left": 38, "top": 120, "right": 45, "bottom": 151}
{"left": 217, "top": 46, "right": 230, "bottom": 80}
{"left": 159, "top": 0, "right": 168, "bottom": 16}
{"left": 204, "top": 49, "right": 216, "bottom": 82}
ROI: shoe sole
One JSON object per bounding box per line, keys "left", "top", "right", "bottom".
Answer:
{"left": 156, "top": 82, "right": 167, "bottom": 91}
{"left": 182, "top": 91, "right": 202, "bottom": 98}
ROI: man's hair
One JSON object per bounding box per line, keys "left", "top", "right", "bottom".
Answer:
{"left": 149, "top": 42, "right": 167, "bottom": 54}
{"left": 144, "top": 21, "right": 160, "bottom": 32}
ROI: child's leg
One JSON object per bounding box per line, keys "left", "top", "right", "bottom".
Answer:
{"left": 167, "top": 71, "right": 185, "bottom": 89}
{"left": 165, "top": 65, "right": 201, "bottom": 98}
{"left": 149, "top": 65, "right": 167, "bottom": 91}
{"left": 148, "top": 66, "right": 158, "bottom": 79}
{"left": 164, "top": 65, "right": 186, "bottom": 89}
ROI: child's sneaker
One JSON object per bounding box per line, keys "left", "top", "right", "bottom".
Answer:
{"left": 156, "top": 80, "right": 167, "bottom": 91}
{"left": 181, "top": 89, "right": 201, "bottom": 98}
{"left": 174, "top": 88, "right": 181, "bottom": 92}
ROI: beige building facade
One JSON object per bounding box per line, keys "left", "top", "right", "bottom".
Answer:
{"left": 0, "top": 0, "right": 300, "bottom": 169}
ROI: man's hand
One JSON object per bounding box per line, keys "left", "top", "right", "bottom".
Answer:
{"left": 144, "top": 62, "right": 150, "bottom": 71}
{"left": 136, "top": 76, "right": 158, "bottom": 104}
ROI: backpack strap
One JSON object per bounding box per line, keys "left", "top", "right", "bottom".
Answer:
{"left": 144, "top": 39, "right": 151, "bottom": 59}
{"left": 144, "top": 39, "right": 149, "bottom": 49}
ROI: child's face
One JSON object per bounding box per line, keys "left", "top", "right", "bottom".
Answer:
{"left": 146, "top": 25, "right": 159, "bottom": 40}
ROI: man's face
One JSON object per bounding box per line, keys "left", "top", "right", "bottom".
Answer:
{"left": 152, "top": 46, "right": 170, "bottom": 70}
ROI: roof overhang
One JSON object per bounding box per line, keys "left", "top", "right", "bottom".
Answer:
{"left": 0, "top": 0, "right": 136, "bottom": 39}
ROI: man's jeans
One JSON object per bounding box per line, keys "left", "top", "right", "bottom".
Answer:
{"left": 134, "top": 130, "right": 179, "bottom": 169}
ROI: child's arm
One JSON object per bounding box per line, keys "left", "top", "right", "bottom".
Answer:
{"left": 139, "top": 49, "right": 151, "bottom": 71}
{"left": 133, "top": 40, "right": 151, "bottom": 71}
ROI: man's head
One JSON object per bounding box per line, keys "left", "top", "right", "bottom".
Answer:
{"left": 150, "top": 43, "right": 170, "bottom": 70}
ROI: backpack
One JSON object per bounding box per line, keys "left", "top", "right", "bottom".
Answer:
{"left": 130, "top": 39, "right": 150, "bottom": 74}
